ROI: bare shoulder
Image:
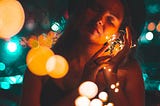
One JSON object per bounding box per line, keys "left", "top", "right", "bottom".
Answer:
{"left": 121, "top": 59, "right": 142, "bottom": 75}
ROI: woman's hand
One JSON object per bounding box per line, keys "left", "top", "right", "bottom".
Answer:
{"left": 81, "top": 43, "right": 111, "bottom": 83}
{"left": 103, "top": 26, "right": 132, "bottom": 85}
{"left": 81, "top": 26, "right": 132, "bottom": 91}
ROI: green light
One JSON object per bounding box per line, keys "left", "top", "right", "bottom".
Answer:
{"left": 0, "top": 62, "right": 5, "bottom": 71}
{"left": 0, "top": 82, "right": 10, "bottom": 90}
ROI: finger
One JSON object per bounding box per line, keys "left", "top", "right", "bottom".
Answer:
{"left": 111, "top": 26, "right": 132, "bottom": 65}
{"left": 94, "top": 55, "right": 112, "bottom": 65}
{"left": 92, "top": 43, "right": 109, "bottom": 59}
{"left": 125, "top": 26, "right": 132, "bottom": 47}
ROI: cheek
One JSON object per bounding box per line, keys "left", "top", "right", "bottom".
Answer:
{"left": 103, "top": 27, "right": 118, "bottom": 39}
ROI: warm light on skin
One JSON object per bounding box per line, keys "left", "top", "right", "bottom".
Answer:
{"left": 0, "top": 0, "right": 25, "bottom": 39}
{"left": 26, "top": 46, "right": 54, "bottom": 76}
{"left": 89, "top": 98, "right": 103, "bottom": 106}
{"left": 47, "top": 55, "right": 69, "bottom": 79}
{"left": 98, "top": 91, "right": 108, "bottom": 102}
{"left": 79, "top": 81, "right": 98, "bottom": 99}
{"left": 75, "top": 96, "right": 90, "bottom": 106}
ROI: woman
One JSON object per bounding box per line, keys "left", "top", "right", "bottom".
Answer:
{"left": 20, "top": 0, "right": 146, "bottom": 106}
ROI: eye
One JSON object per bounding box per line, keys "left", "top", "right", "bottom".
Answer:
{"left": 106, "top": 16, "right": 115, "bottom": 26}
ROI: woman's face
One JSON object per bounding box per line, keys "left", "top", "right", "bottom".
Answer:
{"left": 77, "top": 0, "right": 124, "bottom": 44}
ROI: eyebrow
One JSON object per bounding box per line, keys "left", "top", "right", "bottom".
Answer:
{"left": 109, "top": 11, "right": 121, "bottom": 20}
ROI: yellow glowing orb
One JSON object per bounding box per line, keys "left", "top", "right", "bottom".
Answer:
{"left": 0, "top": 0, "right": 25, "bottom": 39}
{"left": 47, "top": 55, "right": 69, "bottom": 79}
{"left": 26, "top": 46, "right": 54, "bottom": 76}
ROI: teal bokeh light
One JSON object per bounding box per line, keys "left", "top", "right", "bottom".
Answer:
{"left": 0, "top": 62, "right": 5, "bottom": 71}
{"left": 0, "top": 82, "right": 10, "bottom": 90}
{"left": 2, "top": 36, "right": 23, "bottom": 64}
{"left": 7, "top": 42, "right": 17, "bottom": 53}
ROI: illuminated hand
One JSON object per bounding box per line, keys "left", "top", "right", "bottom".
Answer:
{"left": 103, "top": 26, "right": 132, "bottom": 86}
{"left": 81, "top": 43, "right": 111, "bottom": 83}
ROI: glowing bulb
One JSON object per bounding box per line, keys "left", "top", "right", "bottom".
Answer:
{"left": 89, "top": 98, "right": 103, "bottom": 106}
{"left": 75, "top": 96, "right": 90, "bottom": 106}
{"left": 98, "top": 91, "right": 108, "bottom": 102}
{"left": 79, "top": 81, "right": 98, "bottom": 99}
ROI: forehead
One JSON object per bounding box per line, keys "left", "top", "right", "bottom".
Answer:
{"left": 93, "top": 0, "right": 124, "bottom": 19}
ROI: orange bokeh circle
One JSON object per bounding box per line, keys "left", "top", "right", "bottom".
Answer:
{"left": 26, "top": 46, "right": 54, "bottom": 76}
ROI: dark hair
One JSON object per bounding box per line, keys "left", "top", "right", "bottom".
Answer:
{"left": 124, "top": 0, "right": 146, "bottom": 44}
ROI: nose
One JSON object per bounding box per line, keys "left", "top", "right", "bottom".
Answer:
{"left": 97, "top": 20, "right": 103, "bottom": 26}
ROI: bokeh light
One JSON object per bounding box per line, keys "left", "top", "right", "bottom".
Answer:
{"left": 75, "top": 96, "right": 90, "bottom": 106}
{"left": 89, "top": 98, "right": 103, "bottom": 106}
{"left": 0, "top": 0, "right": 25, "bottom": 39}
{"left": 156, "top": 22, "right": 160, "bottom": 32}
{"left": 98, "top": 91, "right": 108, "bottom": 102}
{"left": 79, "top": 81, "right": 98, "bottom": 99}
{"left": 26, "top": 46, "right": 54, "bottom": 76}
{"left": 0, "top": 82, "right": 10, "bottom": 90}
{"left": 145, "top": 32, "right": 154, "bottom": 41}
{"left": 7, "top": 42, "right": 17, "bottom": 53}
{"left": 47, "top": 55, "right": 69, "bottom": 79}
{"left": 106, "top": 102, "right": 114, "bottom": 106}
{"left": 51, "top": 22, "right": 61, "bottom": 32}
{"left": 147, "top": 22, "right": 156, "bottom": 31}
{"left": 0, "top": 62, "right": 6, "bottom": 71}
